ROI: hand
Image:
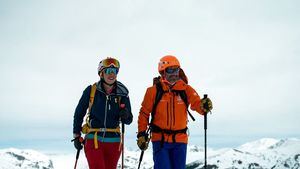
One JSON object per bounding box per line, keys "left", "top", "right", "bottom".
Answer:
{"left": 137, "top": 131, "right": 149, "bottom": 151}
{"left": 201, "top": 97, "right": 213, "bottom": 113}
{"left": 72, "top": 136, "right": 83, "bottom": 150}
{"left": 119, "top": 108, "right": 130, "bottom": 122}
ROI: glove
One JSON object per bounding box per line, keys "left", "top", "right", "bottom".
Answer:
{"left": 72, "top": 136, "right": 83, "bottom": 150}
{"left": 137, "top": 131, "right": 149, "bottom": 151}
{"left": 119, "top": 108, "right": 130, "bottom": 122}
{"left": 201, "top": 97, "right": 213, "bottom": 113}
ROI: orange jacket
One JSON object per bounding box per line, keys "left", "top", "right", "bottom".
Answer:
{"left": 138, "top": 79, "right": 204, "bottom": 144}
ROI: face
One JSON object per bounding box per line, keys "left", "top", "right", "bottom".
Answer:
{"left": 101, "top": 67, "right": 118, "bottom": 85}
{"left": 164, "top": 66, "right": 180, "bottom": 85}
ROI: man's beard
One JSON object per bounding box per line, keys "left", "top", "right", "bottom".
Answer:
{"left": 165, "top": 74, "right": 180, "bottom": 85}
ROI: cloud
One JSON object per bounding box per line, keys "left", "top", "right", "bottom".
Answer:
{"left": 0, "top": 0, "right": 299, "bottom": 142}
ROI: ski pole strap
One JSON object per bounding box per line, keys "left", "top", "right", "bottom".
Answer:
{"left": 86, "top": 127, "right": 121, "bottom": 149}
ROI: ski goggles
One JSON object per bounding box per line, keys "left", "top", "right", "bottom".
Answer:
{"left": 165, "top": 67, "right": 180, "bottom": 74}
{"left": 102, "top": 58, "right": 120, "bottom": 68}
{"left": 104, "top": 67, "right": 119, "bottom": 75}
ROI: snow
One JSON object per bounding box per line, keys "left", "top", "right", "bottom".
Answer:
{"left": 0, "top": 148, "right": 53, "bottom": 169}
{"left": 237, "top": 138, "right": 279, "bottom": 152}
{"left": 1, "top": 138, "right": 300, "bottom": 169}
{"left": 187, "top": 138, "right": 300, "bottom": 169}
{"left": 49, "top": 153, "right": 88, "bottom": 169}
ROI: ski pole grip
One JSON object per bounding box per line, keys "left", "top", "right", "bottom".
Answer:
{"left": 203, "top": 94, "right": 209, "bottom": 110}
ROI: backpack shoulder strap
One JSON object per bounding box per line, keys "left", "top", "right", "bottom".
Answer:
{"left": 85, "top": 83, "right": 97, "bottom": 125}
{"left": 89, "top": 83, "right": 97, "bottom": 112}
{"left": 178, "top": 90, "right": 195, "bottom": 121}
{"left": 150, "top": 82, "right": 165, "bottom": 125}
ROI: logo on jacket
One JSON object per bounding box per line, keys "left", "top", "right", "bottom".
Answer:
{"left": 177, "top": 96, "right": 184, "bottom": 104}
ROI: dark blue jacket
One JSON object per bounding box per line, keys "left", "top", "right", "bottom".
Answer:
{"left": 73, "top": 80, "right": 133, "bottom": 136}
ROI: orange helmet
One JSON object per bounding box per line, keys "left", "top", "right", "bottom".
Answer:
{"left": 158, "top": 55, "right": 180, "bottom": 73}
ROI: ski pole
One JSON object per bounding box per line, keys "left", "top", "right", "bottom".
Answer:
{"left": 137, "top": 128, "right": 150, "bottom": 169}
{"left": 121, "top": 122, "right": 125, "bottom": 169}
{"left": 74, "top": 149, "right": 80, "bottom": 169}
{"left": 137, "top": 150, "right": 145, "bottom": 169}
{"left": 120, "top": 104, "right": 126, "bottom": 169}
{"left": 203, "top": 94, "right": 210, "bottom": 169}
{"left": 72, "top": 137, "right": 84, "bottom": 169}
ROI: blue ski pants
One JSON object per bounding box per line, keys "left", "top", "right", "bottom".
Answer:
{"left": 152, "top": 141, "right": 187, "bottom": 169}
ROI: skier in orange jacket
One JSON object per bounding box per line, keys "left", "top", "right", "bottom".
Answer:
{"left": 137, "top": 55, "right": 213, "bottom": 169}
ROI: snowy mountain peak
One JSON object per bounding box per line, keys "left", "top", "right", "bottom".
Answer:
{"left": 0, "top": 148, "right": 53, "bottom": 169}
{"left": 237, "top": 138, "right": 279, "bottom": 152}
{"left": 186, "top": 138, "right": 300, "bottom": 169}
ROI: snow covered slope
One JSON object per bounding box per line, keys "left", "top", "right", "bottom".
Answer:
{"left": 1, "top": 138, "right": 299, "bottom": 169}
{"left": 0, "top": 148, "right": 53, "bottom": 169}
{"left": 186, "top": 138, "right": 300, "bottom": 169}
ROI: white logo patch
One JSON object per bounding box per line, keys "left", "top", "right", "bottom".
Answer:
{"left": 177, "top": 96, "right": 184, "bottom": 104}
{"left": 177, "top": 95, "right": 182, "bottom": 101}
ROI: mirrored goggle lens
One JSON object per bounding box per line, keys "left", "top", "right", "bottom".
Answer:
{"left": 102, "top": 58, "right": 120, "bottom": 68}
{"left": 104, "top": 67, "right": 118, "bottom": 74}
{"left": 165, "top": 67, "right": 179, "bottom": 74}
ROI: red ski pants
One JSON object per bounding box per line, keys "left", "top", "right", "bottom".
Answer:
{"left": 84, "top": 139, "right": 121, "bottom": 169}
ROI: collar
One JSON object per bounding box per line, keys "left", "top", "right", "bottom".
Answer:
{"left": 160, "top": 78, "right": 187, "bottom": 91}
{"left": 96, "top": 80, "right": 129, "bottom": 96}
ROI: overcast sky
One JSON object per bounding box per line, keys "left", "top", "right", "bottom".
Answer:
{"left": 0, "top": 0, "right": 299, "bottom": 147}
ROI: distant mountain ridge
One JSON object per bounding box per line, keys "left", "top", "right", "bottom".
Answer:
{"left": 1, "top": 138, "right": 299, "bottom": 169}
{"left": 0, "top": 148, "right": 53, "bottom": 169}
{"left": 186, "top": 138, "right": 300, "bottom": 169}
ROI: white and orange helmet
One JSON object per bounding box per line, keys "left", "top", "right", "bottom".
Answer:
{"left": 97, "top": 57, "right": 120, "bottom": 75}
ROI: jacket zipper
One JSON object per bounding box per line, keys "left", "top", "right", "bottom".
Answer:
{"left": 167, "top": 102, "right": 169, "bottom": 126}
{"left": 173, "top": 93, "right": 175, "bottom": 127}
{"left": 169, "top": 96, "right": 172, "bottom": 130}
{"left": 103, "top": 95, "right": 109, "bottom": 138}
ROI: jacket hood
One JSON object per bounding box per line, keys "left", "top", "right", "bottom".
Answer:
{"left": 96, "top": 80, "right": 129, "bottom": 96}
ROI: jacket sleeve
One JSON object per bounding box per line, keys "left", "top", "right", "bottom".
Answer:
{"left": 73, "top": 85, "right": 91, "bottom": 134}
{"left": 121, "top": 95, "right": 133, "bottom": 125}
{"left": 138, "top": 87, "right": 155, "bottom": 133}
{"left": 186, "top": 85, "right": 204, "bottom": 115}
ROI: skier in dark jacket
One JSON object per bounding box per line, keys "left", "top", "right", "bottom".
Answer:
{"left": 73, "top": 57, "right": 133, "bottom": 169}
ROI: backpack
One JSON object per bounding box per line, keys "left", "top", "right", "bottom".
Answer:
{"left": 149, "top": 75, "right": 195, "bottom": 127}
{"left": 82, "top": 82, "right": 122, "bottom": 134}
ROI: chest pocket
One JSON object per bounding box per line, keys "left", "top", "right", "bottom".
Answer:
{"left": 107, "top": 96, "right": 121, "bottom": 113}
{"left": 156, "top": 98, "right": 169, "bottom": 125}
